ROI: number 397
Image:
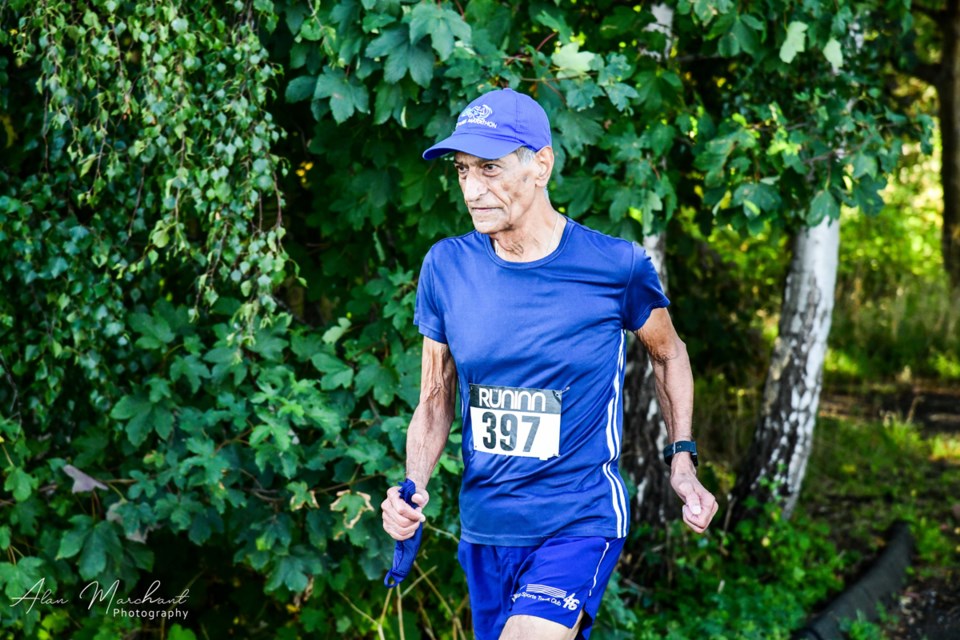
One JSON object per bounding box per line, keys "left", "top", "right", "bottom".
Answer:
{"left": 480, "top": 412, "right": 540, "bottom": 452}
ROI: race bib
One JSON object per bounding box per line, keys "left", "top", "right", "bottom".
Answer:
{"left": 469, "top": 384, "right": 562, "bottom": 460}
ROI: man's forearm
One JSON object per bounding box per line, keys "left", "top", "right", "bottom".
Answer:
{"left": 405, "top": 400, "right": 454, "bottom": 490}
{"left": 650, "top": 339, "right": 694, "bottom": 443}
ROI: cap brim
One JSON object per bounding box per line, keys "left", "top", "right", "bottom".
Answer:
{"left": 422, "top": 133, "right": 524, "bottom": 161}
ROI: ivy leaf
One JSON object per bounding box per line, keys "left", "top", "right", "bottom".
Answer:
{"left": 780, "top": 21, "right": 807, "bottom": 64}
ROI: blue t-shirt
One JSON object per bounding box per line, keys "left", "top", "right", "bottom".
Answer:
{"left": 414, "top": 218, "right": 669, "bottom": 545}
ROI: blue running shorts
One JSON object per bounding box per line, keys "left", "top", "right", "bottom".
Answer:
{"left": 457, "top": 536, "right": 625, "bottom": 640}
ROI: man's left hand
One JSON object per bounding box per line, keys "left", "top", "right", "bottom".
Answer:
{"left": 670, "top": 461, "right": 719, "bottom": 533}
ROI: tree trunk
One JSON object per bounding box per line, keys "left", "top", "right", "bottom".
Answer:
{"left": 940, "top": 0, "right": 960, "bottom": 290}
{"left": 621, "top": 3, "right": 680, "bottom": 530}
{"left": 728, "top": 217, "right": 841, "bottom": 525}
{"left": 622, "top": 233, "right": 679, "bottom": 527}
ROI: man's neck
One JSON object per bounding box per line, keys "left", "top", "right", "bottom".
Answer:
{"left": 491, "top": 205, "right": 565, "bottom": 263}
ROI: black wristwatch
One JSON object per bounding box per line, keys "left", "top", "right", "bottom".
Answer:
{"left": 662, "top": 440, "right": 698, "bottom": 467}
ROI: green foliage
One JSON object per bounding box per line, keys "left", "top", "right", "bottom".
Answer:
{"left": 828, "top": 133, "right": 958, "bottom": 383}
{"left": 804, "top": 415, "right": 960, "bottom": 583}
{"left": 0, "top": 0, "right": 935, "bottom": 637}
{"left": 593, "top": 503, "right": 845, "bottom": 639}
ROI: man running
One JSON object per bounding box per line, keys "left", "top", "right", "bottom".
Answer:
{"left": 381, "top": 88, "right": 718, "bottom": 640}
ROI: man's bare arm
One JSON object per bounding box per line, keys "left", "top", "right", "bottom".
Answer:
{"left": 381, "top": 336, "right": 457, "bottom": 541}
{"left": 636, "top": 307, "right": 694, "bottom": 444}
{"left": 406, "top": 336, "right": 457, "bottom": 490}
{"left": 636, "top": 307, "right": 717, "bottom": 533}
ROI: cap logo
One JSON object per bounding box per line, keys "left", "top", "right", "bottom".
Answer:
{"left": 457, "top": 104, "right": 496, "bottom": 129}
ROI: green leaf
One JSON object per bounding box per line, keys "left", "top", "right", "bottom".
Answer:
{"left": 603, "top": 82, "right": 638, "bottom": 112}
{"left": 311, "top": 353, "right": 354, "bottom": 390}
{"left": 78, "top": 521, "right": 121, "bottom": 580}
{"left": 285, "top": 76, "right": 317, "bottom": 103}
{"left": 409, "top": 3, "right": 470, "bottom": 61}
{"left": 649, "top": 122, "right": 676, "bottom": 157}
{"left": 267, "top": 555, "right": 309, "bottom": 592}
{"left": 4, "top": 467, "right": 37, "bottom": 502}
{"left": 366, "top": 27, "right": 407, "bottom": 59}
{"left": 168, "top": 625, "right": 198, "bottom": 640}
{"left": 780, "top": 22, "right": 807, "bottom": 64}
{"left": 129, "top": 312, "right": 175, "bottom": 350}
{"left": 733, "top": 182, "right": 781, "bottom": 218}
{"left": 851, "top": 153, "right": 877, "bottom": 179}
{"left": 57, "top": 525, "right": 90, "bottom": 560}
{"left": 552, "top": 42, "right": 595, "bottom": 79}
{"left": 808, "top": 189, "right": 840, "bottom": 226}
{"left": 609, "top": 186, "right": 634, "bottom": 220}
{"left": 322, "top": 318, "right": 351, "bottom": 344}
{"left": 314, "top": 69, "right": 369, "bottom": 124}
{"left": 170, "top": 354, "right": 211, "bottom": 394}
{"left": 404, "top": 45, "right": 434, "bottom": 87}
{"left": 554, "top": 175, "right": 596, "bottom": 218}
{"left": 822, "top": 38, "right": 843, "bottom": 70}
{"left": 731, "top": 16, "right": 760, "bottom": 56}
{"left": 354, "top": 359, "right": 397, "bottom": 406}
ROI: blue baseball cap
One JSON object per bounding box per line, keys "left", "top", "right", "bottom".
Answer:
{"left": 422, "top": 88, "right": 553, "bottom": 160}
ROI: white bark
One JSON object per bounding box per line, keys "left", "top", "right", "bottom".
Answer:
{"left": 623, "top": 232, "right": 672, "bottom": 526}
{"left": 736, "top": 216, "right": 840, "bottom": 519}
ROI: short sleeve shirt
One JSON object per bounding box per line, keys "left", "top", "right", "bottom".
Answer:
{"left": 414, "top": 218, "right": 669, "bottom": 545}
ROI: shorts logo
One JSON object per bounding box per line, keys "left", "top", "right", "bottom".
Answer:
{"left": 512, "top": 584, "right": 581, "bottom": 611}
{"left": 457, "top": 104, "right": 496, "bottom": 129}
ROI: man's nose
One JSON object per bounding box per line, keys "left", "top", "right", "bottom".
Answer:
{"left": 461, "top": 172, "right": 487, "bottom": 201}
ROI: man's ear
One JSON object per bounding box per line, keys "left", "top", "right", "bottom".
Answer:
{"left": 534, "top": 146, "right": 555, "bottom": 187}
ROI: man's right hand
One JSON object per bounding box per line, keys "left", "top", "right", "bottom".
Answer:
{"left": 381, "top": 484, "right": 429, "bottom": 541}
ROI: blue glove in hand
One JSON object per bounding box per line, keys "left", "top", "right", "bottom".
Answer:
{"left": 384, "top": 478, "right": 423, "bottom": 588}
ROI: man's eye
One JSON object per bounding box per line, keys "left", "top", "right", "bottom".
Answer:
{"left": 483, "top": 164, "right": 498, "bottom": 171}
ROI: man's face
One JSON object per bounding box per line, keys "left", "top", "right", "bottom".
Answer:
{"left": 453, "top": 151, "right": 540, "bottom": 235}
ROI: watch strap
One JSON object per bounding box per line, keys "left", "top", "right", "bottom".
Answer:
{"left": 662, "top": 440, "right": 698, "bottom": 467}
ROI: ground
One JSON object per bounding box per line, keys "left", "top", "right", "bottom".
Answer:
{"left": 818, "top": 384, "right": 960, "bottom": 639}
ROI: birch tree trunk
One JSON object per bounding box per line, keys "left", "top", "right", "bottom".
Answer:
{"left": 729, "top": 217, "right": 841, "bottom": 524}
{"left": 622, "top": 233, "right": 679, "bottom": 527}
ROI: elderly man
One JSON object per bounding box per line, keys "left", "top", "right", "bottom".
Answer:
{"left": 381, "top": 88, "right": 717, "bottom": 640}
